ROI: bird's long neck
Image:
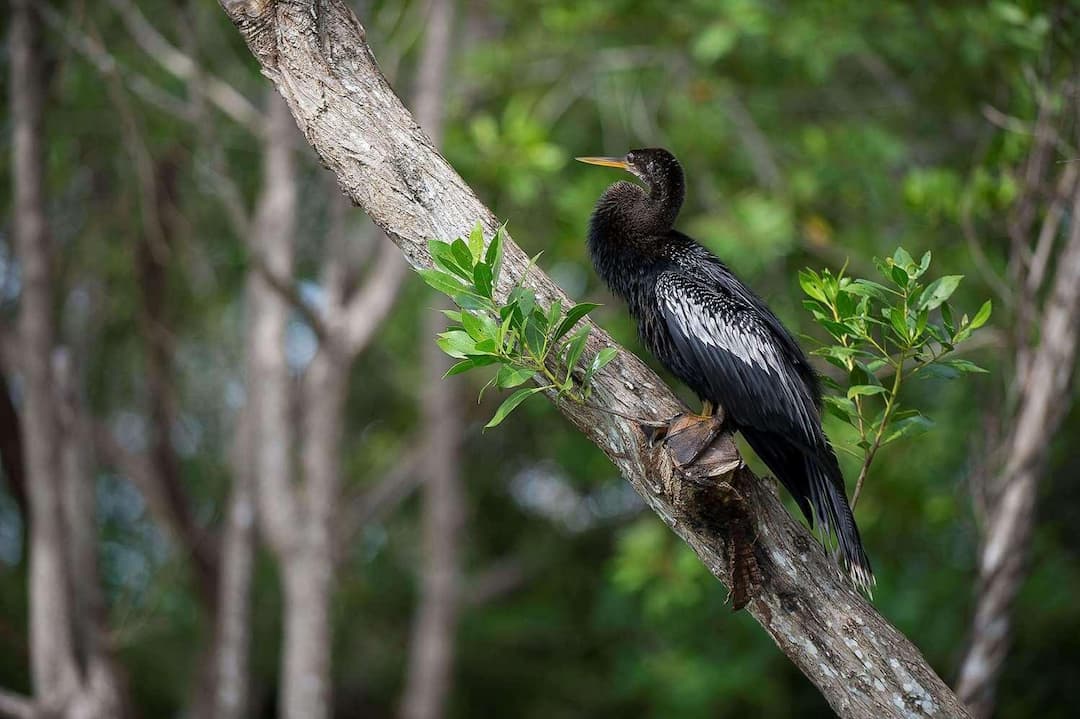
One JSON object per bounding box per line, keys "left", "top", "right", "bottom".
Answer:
{"left": 645, "top": 164, "right": 685, "bottom": 232}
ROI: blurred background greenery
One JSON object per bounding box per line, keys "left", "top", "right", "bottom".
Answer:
{"left": 1, "top": 0, "right": 1078, "bottom": 717}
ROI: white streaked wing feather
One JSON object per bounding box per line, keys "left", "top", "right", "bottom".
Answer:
{"left": 657, "top": 276, "right": 819, "bottom": 433}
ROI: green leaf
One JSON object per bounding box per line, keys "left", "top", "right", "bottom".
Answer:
{"left": 823, "top": 395, "right": 858, "bottom": 424}
{"left": 892, "top": 247, "right": 915, "bottom": 269}
{"left": 498, "top": 312, "right": 514, "bottom": 349}
{"left": 969, "top": 299, "right": 992, "bottom": 330}
{"left": 819, "top": 319, "right": 856, "bottom": 341}
{"left": 890, "top": 264, "right": 909, "bottom": 288}
{"left": 940, "top": 301, "right": 955, "bottom": 334}
{"left": 473, "top": 262, "right": 493, "bottom": 299}
{"left": 461, "top": 311, "right": 488, "bottom": 341}
{"left": 819, "top": 375, "right": 842, "bottom": 391}
{"left": 554, "top": 303, "right": 600, "bottom": 342}
{"left": 419, "top": 269, "right": 468, "bottom": 297}
{"left": 882, "top": 414, "right": 934, "bottom": 445}
{"left": 546, "top": 299, "right": 563, "bottom": 332}
{"left": 468, "top": 223, "right": 484, "bottom": 261}
{"left": 485, "top": 226, "right": 504, "bottom": 283}
{"left": 586, "top": 347, "right": 618, "bottom": 382}
{"left": 798, "top": 269, "right": 828, "bottom": 303}
{"left": 811, "top": 344, "right": 858, "bottom": 370}
{"left": 847, "top": 279, "right": 892, "bottom": 301}
{"left": 943, "top": 359, "right": 989, "bottom": 374}
{"left": 917, "top": 275, "right": 963, "bottom": 311}
{"left": 915, "top": 307, "right": 929, "bottom": 338}
{"left": 918, "top": 363, "right": 959, "bottom": 380}
{"left": 888, "top": 307, "right": 910, "bottom": 343}
{"left": 454, "top": 292, "right": 494, "bottom": 312}
{"left": 429, "top": 240, "right": 472, "bottom": 280}
{"left": 444, "top": 359, "right": 476, "bottom": 377}
{"left": 564, "top": 328, "right": 590, "bottom": 380}
{"left": 512, "top": 287, "right": 535, "bottom": 322}
{"left": 847, "top": 384, "right": 889, "bottom": 400}
{"left": 524, "top": 314, "right": 547, "bottom": 357}
{"left": 451, "top": 238, "right": 475, "bottom": 274}
{"left": 486, "top": 386, "right": 548, "bottom": 428}
{"left": 496, "top": 365, "right": 535, "bottom": 388}
{"left": 919, "top": 251, "right": 932, "bottom": 276}
{"left": 436, "top": 330, "right": 477, "bottom": 359}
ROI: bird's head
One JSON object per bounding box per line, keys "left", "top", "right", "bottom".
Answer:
{"left": 576, "top": 148, "right": 681, "bottom": 190}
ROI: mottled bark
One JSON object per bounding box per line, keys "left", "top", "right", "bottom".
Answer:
{"left": 216, "top": 2, "right": 971, "bottom": 716}
{"left": 401, "top": 2, "right": 463, "bottom": 718}
{"left": 955, "top": 146, "right": 1080, "bottom": 716}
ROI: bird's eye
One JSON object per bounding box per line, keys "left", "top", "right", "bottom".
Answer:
{"left": 626, "top": 152, "right": 635, "bottom": 163}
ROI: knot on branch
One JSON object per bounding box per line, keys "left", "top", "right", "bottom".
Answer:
{"left": 221, "top": 0, "right": 280, "bottom": 74}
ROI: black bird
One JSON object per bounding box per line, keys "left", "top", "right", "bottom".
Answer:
{"left": 578, "top": 148, "right": 873, "bottom": 589}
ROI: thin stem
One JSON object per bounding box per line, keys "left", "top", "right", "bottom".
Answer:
{"left": 852, "top": 287, "right": 911, "bottom": 507}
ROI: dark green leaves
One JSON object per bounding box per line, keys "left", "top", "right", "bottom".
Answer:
{"left": 424, "top": 223, "right": 616, "bottom": 428}
{"left": 799, "top": 247, "right": 993, "bottom": 502}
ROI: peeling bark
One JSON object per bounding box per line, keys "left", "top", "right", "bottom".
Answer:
{"left": 216, "top": 1, "right": 972, "bottom": 716}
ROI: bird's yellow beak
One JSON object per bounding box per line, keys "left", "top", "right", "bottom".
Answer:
{"left": 575, "top": 156, "right": 628, "bottom": 170}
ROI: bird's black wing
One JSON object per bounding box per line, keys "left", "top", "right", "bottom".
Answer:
{"left": 654, "top": 270, "right": 824, "bottom": 452}
{"left": 671, "top": 236, "right": 821, "bottom": 405}
{"left": 655, "top": 270, "right": 872, "bottom": 587}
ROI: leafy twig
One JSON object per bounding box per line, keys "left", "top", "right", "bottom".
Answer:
{"left": 421, "top": 224, "right": 618, "bottom": 428}
{"left": 800, "top": 248, "right": 992, "bottom": 505}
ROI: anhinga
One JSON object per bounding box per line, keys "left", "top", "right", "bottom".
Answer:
{"left": 578, "top": 148, "right": 873, "bottom": 589}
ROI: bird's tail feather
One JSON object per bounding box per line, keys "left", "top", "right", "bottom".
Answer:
{"left": 742, "top": 429, "right": 874, "bottom": 591}
{"left": 805, "top": 452, "right": 874, "bottom": 591}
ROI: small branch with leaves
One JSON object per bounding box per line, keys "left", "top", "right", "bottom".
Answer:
{"left": 420, "top": 224, "right": 618, "bottom": 428}
{"left": 800, "top": 247, "right": 993, "bottom": 505}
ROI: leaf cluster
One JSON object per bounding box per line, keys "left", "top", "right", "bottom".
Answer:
{"left": 420, "top": 224, "right": 616, "bottom": 428}
{"left": 799, "top": 248, "right": 992, "bottom": 500}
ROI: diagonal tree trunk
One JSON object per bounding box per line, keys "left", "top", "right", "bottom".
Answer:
{"left": 401, "top": 2, "right": 464, "bottom": 718}
{"left": 216, "top": 2, "right": 972, "bottom": 716}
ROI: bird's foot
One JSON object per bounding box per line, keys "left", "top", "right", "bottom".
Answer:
{"left": 663, "top": 411, "right": 726, "bottom": 468}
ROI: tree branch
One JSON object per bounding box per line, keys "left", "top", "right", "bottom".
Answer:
{"left": 216, "top": 2, "right": 970, "bottom": 716}
{"left": 108, "top": 0, "right": 262, "bottom": 132}
{"left": 0, "top": 688, "right": 34, "bottom": 719}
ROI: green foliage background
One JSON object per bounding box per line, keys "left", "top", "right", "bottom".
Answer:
{"left": 1, "top": 0, "right": 1078, "bottom": 716}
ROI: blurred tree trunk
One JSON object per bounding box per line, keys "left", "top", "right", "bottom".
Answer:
{"left": 11, "top": 0, "right": 81, "bottom": 706}
{"left": 955, "top": 84, "right": 1080, "bottom": 718}
{"left": 246, "top": 92, "right": 311, "bottom": 719}
{"left": 7, "top": 2, "right": 129, "bottom": 715}
{"left": 208, "top": 405, "right": 258, "bottom": 719}
{"left": 55, "top": 353, "right": 129, "bottom": 719}
{"left": 216, "top": 2, "right": 975, "bottom": 716}
{"left": 401, "top": 2, "right": 465, "bottom": 718}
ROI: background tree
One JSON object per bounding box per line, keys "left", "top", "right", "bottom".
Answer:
{"left": 0, "top": 1, "right": 1077, "bottom": 718}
